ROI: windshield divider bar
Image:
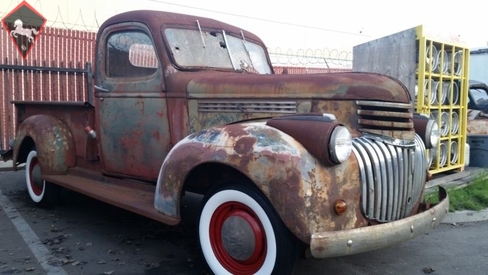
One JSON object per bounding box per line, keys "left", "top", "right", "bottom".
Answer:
{"left": 240, "top": 30, "right": 246, "bottom": 41}
{"left": 196, "top": 20, "right": 206, "bottom": 48}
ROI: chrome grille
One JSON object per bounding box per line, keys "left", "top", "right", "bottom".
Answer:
{"left": 353, "top": 134, "right": 427, "bottom": 222}
{"left": 199, "top": 100, "right": 296, "bottom": 114}
{"left": 356, "top": 100, "right": 415, "bottom": 141}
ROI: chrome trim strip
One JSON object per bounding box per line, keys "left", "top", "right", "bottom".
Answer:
{"left": 364, "top": 138, "right": 388, "bottom": 221}
{"left": 352, "top": 147, "right": 368, "bottom": 215}
{"left": 376, "top": 141, "right": 394, "bottom": 221}
{"left": 355, "top": 138, "right": 382, "bottom": 220}
{"left": 352, "top": 145, "right": 375, "bottom": 218}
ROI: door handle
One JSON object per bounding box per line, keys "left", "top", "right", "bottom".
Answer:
{"left": 95, "top": 85, "right": 109, "bottom": 92}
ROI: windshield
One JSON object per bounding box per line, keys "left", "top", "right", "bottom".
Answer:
{"left": 164, "top": 28, "right": 272, "bottom": 74}
{"left": 470, "top": 88, "right": 488, "bottom": 103}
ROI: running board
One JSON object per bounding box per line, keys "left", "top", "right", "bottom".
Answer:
{"left": 43, "top": 174, "right": 180, "bottom": 226}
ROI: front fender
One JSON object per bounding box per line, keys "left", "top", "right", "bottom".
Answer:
{"left": 155, "top": 122, "right": 364, "bottom": 243}
{"left": 13, "top": 114, "right": 76, "bottom": 174}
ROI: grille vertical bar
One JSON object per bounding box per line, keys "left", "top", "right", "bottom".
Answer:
{"left": 353, "top": 135, "right": 427, "bottom": 222}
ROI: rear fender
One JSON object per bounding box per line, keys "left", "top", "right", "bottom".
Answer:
{"left": 13, "top": 114, "right": 76, "bottom": 174}
{"left": 154, "top": 122, "right": 362, "bottom": 243}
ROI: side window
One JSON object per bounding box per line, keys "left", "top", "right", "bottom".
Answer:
{"left": 106, "top": 31, "right": 159, "bottom": 78}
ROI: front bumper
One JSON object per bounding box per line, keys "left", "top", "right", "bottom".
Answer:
{"left": 310, "top": 186, "right": 449, "bottom": 258}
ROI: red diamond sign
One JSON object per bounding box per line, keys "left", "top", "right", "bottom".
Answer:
{"left": 1, "top": 1, "right": 46, "bottom": 59}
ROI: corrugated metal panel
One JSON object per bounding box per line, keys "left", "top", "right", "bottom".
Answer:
{"left": 0, "top": 25, "right": 96, "bottom": 151}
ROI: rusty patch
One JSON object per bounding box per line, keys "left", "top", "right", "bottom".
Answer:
{"left": 312, "top": 101, "right": 361, "bottom": 137}
{"left": 14, "top": 114, "right": 76, "bottom": 175}
{"left": 225, "top": 123, "right": 249, "bottom": 138}
{"left": 234, "top": 136, "right": 256, "bottom": 155}
{"left": 346, "top": 86, "right": 394, "bottom": 101}
{"left": 267, "top": 158, "right": 309, "bottom": 242}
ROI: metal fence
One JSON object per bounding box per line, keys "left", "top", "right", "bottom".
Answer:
{"left": 0, "top": 25, "right": 96, "bottom": 151}
{"left": 269, "top": 47, "right": 353, "bottom": 70}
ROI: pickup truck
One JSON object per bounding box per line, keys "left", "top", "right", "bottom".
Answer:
{"left": 468, "top": 80, "right": 488, "bottom": 113}
{"left": 1, "top": 10, "right": 448, "bottom": 275}
{"left": 466, "top": 80, "right": 488, "bottom": 135}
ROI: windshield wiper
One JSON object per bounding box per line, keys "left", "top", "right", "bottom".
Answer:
{"left": 222, "top": 30, "right": 237, "bottom": 70}
{"left": 240, "top": 30, "right": 257, "bottom": 72}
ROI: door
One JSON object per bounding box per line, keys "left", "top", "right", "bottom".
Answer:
{"left": 95, "top": 22, "right": 170, "bottom": 181}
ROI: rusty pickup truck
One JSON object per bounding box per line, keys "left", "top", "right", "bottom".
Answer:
{"left": 1, "top": 10, "right": 448, "bottom": 275}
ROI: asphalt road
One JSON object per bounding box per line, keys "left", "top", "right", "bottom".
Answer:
{"left": 1, "top": 169, "right": 488, "bottom": 275}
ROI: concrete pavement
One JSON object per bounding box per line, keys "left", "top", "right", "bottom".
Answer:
{"left": 1, "top": 160, "right": 487, "bottom": 224}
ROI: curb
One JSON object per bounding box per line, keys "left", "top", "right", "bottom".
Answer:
{"left": 0, "top": 160, "right": 14, "bottom": 171}
{"left": 442, "top": 209, "right": 488, "bottom": 224}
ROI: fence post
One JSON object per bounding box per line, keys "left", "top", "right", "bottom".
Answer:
{"left": 85, "top": 62, "right": 93, "bottom": 104}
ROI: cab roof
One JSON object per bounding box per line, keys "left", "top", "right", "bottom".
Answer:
{"left": 99, "top": 10, "right": 265, "bottom": 44}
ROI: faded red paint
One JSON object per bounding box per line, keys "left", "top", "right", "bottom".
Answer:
{"left": 234, "top": 136, "right": 257, "bottom": 155}
{"left": 267, "top": 116, "right": 340, "bottom": 165}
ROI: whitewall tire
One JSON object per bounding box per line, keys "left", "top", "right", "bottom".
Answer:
{"left": 25, "top": 149, "right": 60, "bottom": 207}
{"left": 199, "top": 181, "right": 298, "bottom": 275}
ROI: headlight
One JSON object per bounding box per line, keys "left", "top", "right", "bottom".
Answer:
{"left": 412, "top": 114, "right": 440, "bottom": 149}
{"left": 329, "top": 126, "right": 352, "bottom": 163}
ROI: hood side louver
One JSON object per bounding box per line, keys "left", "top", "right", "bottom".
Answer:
{"left": 198, "top": 100, "right": 297, "bottom": 114}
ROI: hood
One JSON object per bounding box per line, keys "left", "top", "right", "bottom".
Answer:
{"left": 176, "top": 71, "right": 411, "bottom": 103}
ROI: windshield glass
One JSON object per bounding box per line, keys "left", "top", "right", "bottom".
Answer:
{"left": 470, "top": 88, "right": 488, "bottom": 103}
{"left": 164, "top": 28, "right": 272, "bottom": 74}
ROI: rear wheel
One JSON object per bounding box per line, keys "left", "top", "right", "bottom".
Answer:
{"left": 199, "top": 181, "right": 298, "bottom": 275}
{"left": 25, "top": 149, "right": 60, "bottom": 208}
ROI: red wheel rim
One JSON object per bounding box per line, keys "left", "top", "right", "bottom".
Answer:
{"left": 29, "top": 156, "right": 43, "bottom": 196}
{"left": 209, "top": 201, "right": 267, "bottom": 274}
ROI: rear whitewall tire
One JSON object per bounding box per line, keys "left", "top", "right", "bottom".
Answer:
{"left": 25, "top": 149, "right": 60, "bottom": 207}
{"left": 26, "top": 150, "right": 44, "bottom": 202}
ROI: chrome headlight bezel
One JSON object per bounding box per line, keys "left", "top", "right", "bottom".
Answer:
{"left": 413, "top": 114, "right": 440, "bottom": 149}
{"left": 329, "top": 126, "right": 353, "bottom": 164}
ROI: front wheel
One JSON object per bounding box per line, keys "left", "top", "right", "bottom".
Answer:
{"left": 199, "top": 181, "right": 298, "bottom": 275}
{"left": 25, "top": 149, "right": 61, "bottom": 208}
